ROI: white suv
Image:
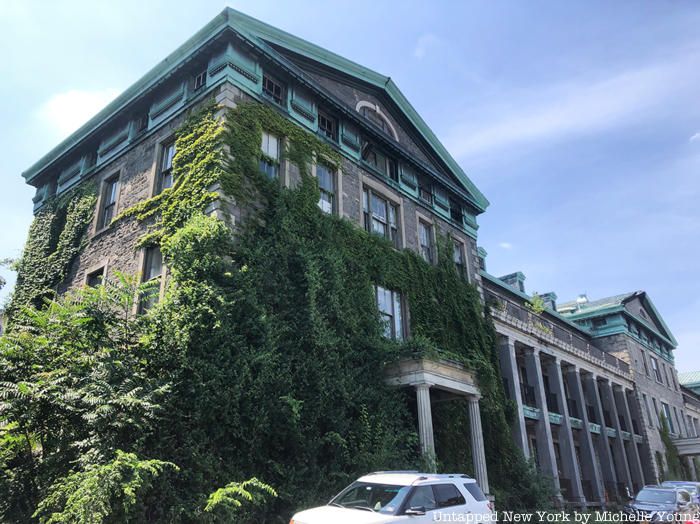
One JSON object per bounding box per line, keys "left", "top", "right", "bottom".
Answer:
{"left": 290, "top": 471, "right": 493, "bottom": 524}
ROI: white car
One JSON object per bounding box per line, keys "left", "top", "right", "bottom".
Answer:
{"left": 290, "top": 471, "right": 494, "bottom": 524}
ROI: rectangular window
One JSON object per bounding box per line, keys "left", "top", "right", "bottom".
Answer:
{"left": 643, "top": 394, "right": 653, "bottom": 428}
{"left": 418, "top": 220, "right": 434, "bottom": 263}
{"left": 652, "top": 398, "right": 661, "bottom": 428}
{"left": 641, "top": 352, "right": 650, "bottom": 376}
{"left": 418, "top": 177, "right": 432, "bottom": 204}
{"left": 86, "top": 267, "right": 105, "bottom": 287}
{"left": 363, "top": 188, "right": 399, "bottom": 247}
{"left": 450, "top": 200, "right": 463, "bottom": 224}
{"left": 375, "top": 285, "right": 403, "bottom": 340}
{"left": 98, "top": 175, "right": 119, "bottom": 230}
{"left": 262, "top": 73, "right": 285, "bottom": 105}
{"left": 259, "top": 132, "right": 280, "bottom": 179}
{"left": 662, "top": 402, "right": 675, "bottom": 433}
{"left": 157, "top": 141, "right": 176, "bottom": 193}
{"left": 650, "top": 356, "right": 663, "bottom": 383}
{"left": 317, "top": 163, "right": 335, "bottom": 215}
{"left": 318, "top": 110, "right": 338, "bottom": 141}
{"left": 453, "top": 240, "right": 466, "bottom": 277}
{"left": 463, "top": 483, "right": 486, "bottom": 502}
{"left": 139, "top": 246, "right": 163, "bottom": 313}
{"left": 193, "top": 70, "right": 207, "bottom": 91}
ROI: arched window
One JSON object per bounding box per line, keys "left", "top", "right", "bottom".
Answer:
{"left": 356, "top": 101, "right": 398, "bottom": 141}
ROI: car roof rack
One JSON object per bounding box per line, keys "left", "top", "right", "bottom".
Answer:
{"left": 366, "top": 470, "right": 420, "bottom": 475}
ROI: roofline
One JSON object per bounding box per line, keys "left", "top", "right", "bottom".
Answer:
{"left": 23, "top": 9, "right": 232, "bottom": 183}
{"left": 480, "top": 270, "right": 593, "bottom": 337}
{"left": 22, "top": 7, "right": 489, "bottom": 212}
{"left": 224, "top": 9, "right": 488, "bottom": 210}
{"left": 562, "top": 295, "right": 677, "bottom": 348}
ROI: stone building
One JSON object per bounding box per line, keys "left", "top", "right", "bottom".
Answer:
{"left": 20, "top": 8, "right": 492, "bottom": 494}
{"left": 16, "top": 6, "right": 696, "bottom": 508}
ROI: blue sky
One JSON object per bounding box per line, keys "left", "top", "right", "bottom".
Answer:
{"left": 1, "top": 1, "right": 699, "bottom": 370}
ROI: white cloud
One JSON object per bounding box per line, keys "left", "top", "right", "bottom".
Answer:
{"left": 414, "top": 33, "right": 441, "bottom": 59}
{"left": 36, "top": 88, "right": 121, "bottom": 140}
{"left": 690, "top": 132, "right": 700, "bottom": 143}
{"left": 498, "top": 242, "right": 513, "bottom": 250}
{"left": 443, "top": 49, "right": 700, "bottom": 160}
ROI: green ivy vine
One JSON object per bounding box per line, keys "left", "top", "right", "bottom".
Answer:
{"left": 7, "top": 185, "right": 96, "bottom": 317}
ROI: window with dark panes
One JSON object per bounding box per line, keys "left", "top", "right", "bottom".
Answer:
{"left": 650, "top": 356, "right": 663, "bottom": 383}
{"left": 318, "top": 110, "right": 337, "bottom": 141}
{"left": 418, "top": 221, "right": 433, "bottom": 263}
{"left": 86, "top": 267, "right": 105, "bottom": 288}
{"left": 363, "top": 188, "right": 399, "bottom": 247}
{"left": 193, "top": 70, "right": 207, "bottom": 91}
{"left": 259, "top": 132, "right": 280, "bottom": 179}
{"left": 450, "top": 200, "right": 463, "bottom": 223}
{"left": 453, "top": 240, "right": 466, "bottom": 277}
{"left": 99, "top": 176, "right": 119, "bottom": 229}
{"left": 139, "top": 246, "right": 163, "bottom": 313}
{"left": 387, "top": 158, "right": 399, "bottom": 182}
{"left": 375, "top": 285, "right": 403, "bottom": 340}
{"left": 262, "top": 73, "right": 285, "bottom": 105}
{"left": 157, "top": 141, "right": 176, "bottom": 193}
{"left": 317, "top": 163, "right": 335, "bottom": 214}
{"left": 434, "top": 484, "right": 466, "bottom": 508}
{"left": 418, "top": 177, "right": 432, "bottom": 204}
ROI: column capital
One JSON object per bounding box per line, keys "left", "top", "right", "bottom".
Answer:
{"left": 468, "top": 394, "right": 481, "bottom": 404}
{"left": 415, "top": 383, "right": 432, "bottom": 391}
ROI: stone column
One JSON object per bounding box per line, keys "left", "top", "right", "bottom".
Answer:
{"left": 416, "top": 383, "right": 436, "bottom": 471}
{"left": 601, "top": 379, "right": 633, "bottom": 494}
{"left": 567, "top": 367, "right": 605, "bottom": 504}
{"left": 497, "top": 336, "right": 529, "bottom": 457}
{"left": 626, "top": 389, "right": 654, "bottom": 485}
{"left": 548, "top": 358, "right": 585, "bottom": 505}
{"left": 469, "top": 395, "right": 490, "bottom": 495}
{"left": 524, "top": 347, "right": 562, "bottom": 501}
{"left": 615, "top": 385, "right": 645, "bottom": 491}
{"left": 585, "top": 373, "right": 619, "bottom": 502}
{"left": 686, "top": 457, "right": 698, "bottom": 481}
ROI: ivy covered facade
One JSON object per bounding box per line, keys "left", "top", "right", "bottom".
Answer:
{"left": 7, "top": 6, "right": 700, "bottom": 521}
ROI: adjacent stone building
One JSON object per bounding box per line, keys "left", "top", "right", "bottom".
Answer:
{"left": 16, "top": 6, "right": 697, "bottom": 508}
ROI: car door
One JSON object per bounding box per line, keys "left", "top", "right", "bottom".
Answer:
{"left": 400, "top": 485, "right": 437, "bottom": 523}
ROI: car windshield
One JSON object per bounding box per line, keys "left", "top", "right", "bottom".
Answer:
{"left": 662, "top": 483, "right": 697, "bottom": 495}
{"left": 635, "top": 489, "right": 677, "bottom": 504}
{"left": 331, "top": 481, "right": 411, "bottom": 514}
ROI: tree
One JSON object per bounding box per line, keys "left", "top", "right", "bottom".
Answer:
{"left": 0, "top": 276, "right": 168, "bottom": 521}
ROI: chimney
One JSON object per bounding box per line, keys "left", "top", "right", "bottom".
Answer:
{"left": 540, "top": 292, "right": 558, "bottom": 311}
{"left": 499, "top": 272, "right": 526, "bottom": 293}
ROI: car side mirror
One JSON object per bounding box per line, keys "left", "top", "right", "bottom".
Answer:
{"left": 405, "top": 506, "right": 426, "bottom": 516}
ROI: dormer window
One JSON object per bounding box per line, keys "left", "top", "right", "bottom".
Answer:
{"left": 193, "top": 70, "right": 207, "bottom": 91}
{"left": 262, "top": 73, "right": 285, "bottom": 106}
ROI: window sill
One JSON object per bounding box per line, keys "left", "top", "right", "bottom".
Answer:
{"left": 91, "top": 224, "right": 115, "bottom": 241}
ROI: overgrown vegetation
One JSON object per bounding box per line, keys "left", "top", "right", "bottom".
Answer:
{"left": 659, "top": 412, "right": 684, "bottom": 480}
{"left": 0, "top": 102, "right": 550, "bottom": 521}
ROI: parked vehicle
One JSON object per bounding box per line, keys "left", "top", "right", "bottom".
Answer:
{"left": 624, "top": 485, "right": 695, "bottom": 521}
{"left": 661, "top": 481, "right": 700, "bottom": 504}
{"left": 289, "top": 471, "right": 493, "bottom": 524}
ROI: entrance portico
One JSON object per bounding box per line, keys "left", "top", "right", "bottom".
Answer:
{"left": 384, "top": 357, "right": 489, "bottom": 495}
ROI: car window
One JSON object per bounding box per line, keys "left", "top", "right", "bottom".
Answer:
{"left": 405, "top": 486, "right": 437, "bottom": 511}
{"left": 635, "top": 489, "right": 677, "bottom": 504}
{"left": 332, "top": 481, "right": 410, "bottom": 514}
{"left": 464, "top": 482, "right": 486, "bottom": 501}
{"left": 434, "top": 483, "right": 466, "bottom": 508}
